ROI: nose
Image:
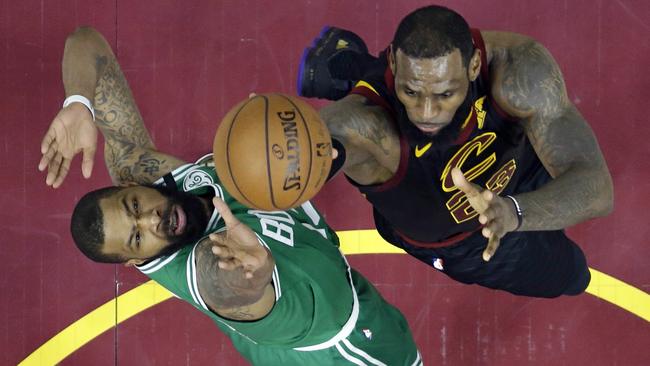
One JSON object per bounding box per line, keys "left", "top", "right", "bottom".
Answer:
{"left": 138, "top": 210, "right": 161, "bottom": 233}
{"left": 417, "top": 97, "right": 439, "bottom": 123}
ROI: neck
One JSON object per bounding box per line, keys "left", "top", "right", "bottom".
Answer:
{"left": 198, "top": 196, "right": 215, "bottom": 222}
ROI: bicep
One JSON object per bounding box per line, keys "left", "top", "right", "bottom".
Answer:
{"left": 195, "top": 239, "right": 274, "bottom": 321}
{"left": 104, "top": 143, "right": 185, "bottom": 185}
{"left": 492, "top": 40, "right": 607, "bottom": 176}
{"left": 320, "top": 94, "right": 399, "bottom": 183}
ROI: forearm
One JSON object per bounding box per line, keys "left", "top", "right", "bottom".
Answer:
{"left": 62, "top": 27, "right": 107, "bottom": 100}
{"left": 516, "top": 163, "right": 613, "bottom": 231}
{"left": 62, "top": 27, "right": 155, "bottom": 149}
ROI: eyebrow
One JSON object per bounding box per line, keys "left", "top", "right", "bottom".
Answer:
{"left": 122, "top": 196, "right": 136, "bottom": 250}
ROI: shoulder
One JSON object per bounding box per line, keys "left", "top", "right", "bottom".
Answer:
{"left": 483, "top": 31, "right": 568, "bottom": 120}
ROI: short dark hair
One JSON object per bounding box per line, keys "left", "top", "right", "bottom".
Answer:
{"left": 70, "top": 186, "right": 123, "bottom": 263}
{"left": 392, "top": 5, "right": 474, "bottom": 66}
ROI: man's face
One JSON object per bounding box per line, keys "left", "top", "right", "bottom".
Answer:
{"left": 391, "top": 48, "right": 475, "bottom": 135}
{"left": 99, "top": 185, "right": 210, "bottom": 264}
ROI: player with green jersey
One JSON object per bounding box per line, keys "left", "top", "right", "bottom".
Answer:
{"left": 137, "top": 158, "right": 421, "bottom": 365}
{"left": 40, "top": 27, "right": 422, "bottom": 365}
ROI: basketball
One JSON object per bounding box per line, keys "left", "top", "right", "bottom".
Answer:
{"left": 213, "top": 93, "right": 332, "bottom": 211}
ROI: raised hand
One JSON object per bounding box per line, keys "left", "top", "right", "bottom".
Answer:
{"left": 209, "top": 197, "right": 271, "bottom": 279}
{"left": 451, "top": 167, "right": 519, "bottom": 261}
{"left": 38, "top": 103, "right": 98, "bottom": 188}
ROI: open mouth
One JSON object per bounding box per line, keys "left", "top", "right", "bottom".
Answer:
{"left": 169, "top": 205, "right": 187, "bottom": 236}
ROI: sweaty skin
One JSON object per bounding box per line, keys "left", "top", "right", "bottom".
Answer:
{"left": 39, "top": 27, "right": 275, "bottom": 320}
{"left": 321, "top": 30, "right": 613, "bottom": 260}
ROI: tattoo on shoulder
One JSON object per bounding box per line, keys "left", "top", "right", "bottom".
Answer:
{"left": 498, "top": 41, "right": 567, "bottom": 120}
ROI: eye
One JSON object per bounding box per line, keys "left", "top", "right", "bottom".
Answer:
{"left": 404, "top": 88, "right": 416, "bottom": 97}
{"left": 132, "top": 199, "right": 139, "bottom": 214}
{"left": 439, "top": 92, "right": 453, "bottom": 98}
{"left": 135, "top": 231, "right": 141, "bottom": 247}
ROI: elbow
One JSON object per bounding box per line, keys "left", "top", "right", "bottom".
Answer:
{"left": 593, "top": 170, "right": 614, "bottom": 218}
{"left": 67, "top": 26, "right": 100, "bottom": 42}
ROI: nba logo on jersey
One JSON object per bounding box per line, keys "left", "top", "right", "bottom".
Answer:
{"left": 432, "top": 258, "right": 444, "bottom": 271}
{"left": 362, "top": 329, "right": 373, "bottom": 340}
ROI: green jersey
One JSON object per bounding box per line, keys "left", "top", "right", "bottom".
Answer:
{"left": 137, "top": 156, "right": 421, "bottom": 365}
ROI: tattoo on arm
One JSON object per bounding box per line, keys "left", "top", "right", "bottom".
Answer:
{"left": 320, "top": 96, "right": 399, "bottom": 182}
{"left": 195, "top": 239, "right": 270, "bottom": 319}
{"left": 495, "top": 41, "right": 613, "bottom": 230}
{"left": 93, "top": 55, "right": 185, "bottom": 184}
{"left": 93, "top": 56, "right": 155, "bottom": 149}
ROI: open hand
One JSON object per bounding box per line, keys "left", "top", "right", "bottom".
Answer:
{"left": 38, "top": 103, "right": 98, "bottom": 188}
{"left": 209, "top": 197, "right": 270, "bottom": 279}
{"left": 451, "top": 168, "right": 519, "bottom": 261}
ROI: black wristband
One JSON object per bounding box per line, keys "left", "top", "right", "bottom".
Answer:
{"left": 505, "top": 195, "right": 523, "bottom": 231}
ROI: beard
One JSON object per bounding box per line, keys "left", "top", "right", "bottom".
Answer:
{"left": 396, "top": 91, "right": 473, "bottom": 151}
{"left": 151, "top": 185, "right": 211, "bottom": 257}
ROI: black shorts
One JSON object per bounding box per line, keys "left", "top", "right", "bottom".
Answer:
{"left": 387, "top": 229, "right": 590, "bottom": 298}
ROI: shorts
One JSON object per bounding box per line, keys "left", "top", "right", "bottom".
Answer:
{"left": 391, "top": 229, "right": 590, "bottom": 298}
{"left": 229, "top": 269, "right": 423, "bottom": 365}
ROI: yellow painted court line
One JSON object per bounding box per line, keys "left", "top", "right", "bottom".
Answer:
{"left": 19, "top": 281, "right": 173, "bottom": 366}
{"left": 19, "top": 229, "right": 650, "bottom": 365}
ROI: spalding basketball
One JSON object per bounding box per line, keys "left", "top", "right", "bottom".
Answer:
{"left": 213, "top": 93, "right": 332, "bottom": 210}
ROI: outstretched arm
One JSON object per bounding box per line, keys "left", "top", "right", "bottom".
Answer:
{"left": 39, "top": 27, "right": 184, "bottom": 187}
{"left": 196, "top": 198, "right": 276, "bottom": 321}
{"left": 319, "top": 94, "right": 400, "bottom": 185}
{"left": 490, "top": 34, "right": 613, "bottom": 231}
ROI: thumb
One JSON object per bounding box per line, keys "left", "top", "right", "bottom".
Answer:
{"left": 451, "top": 167, "right": 477, "bottom": 197}
{"left": 81, "top": 146, "right": 96, "bottom": 179}
{"left": 213, "top": 197, "right": 238, "bottom": 227}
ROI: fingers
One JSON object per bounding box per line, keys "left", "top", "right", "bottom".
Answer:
{"left": 38, "top": 142, "right": 57, "bottom": 172}
{"left": 213, "top": 197, "right": 239, "bottom": 228}
{"left": 81, "top": 146, "right": 96, "bottom": 179}
{"left": 52, "top": 158, "right": 71, "bottom": 188}
{"left": 451, "top": 167, "right": 480, "bottom": 197}
{"left": 46, "top": 152, "right": 64, "bottom": 186}
{"left": 482, "top": 234, "right": 501, "bottom": 261}
{"left": 40, "top": 127, "right": 56, "bottom": 155}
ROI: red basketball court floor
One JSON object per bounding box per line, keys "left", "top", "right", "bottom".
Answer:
{"left": 3, "top": 1, "right": 649, "bottom": 365}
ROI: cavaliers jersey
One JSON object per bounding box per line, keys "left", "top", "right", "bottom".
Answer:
{"left": 348, "top": 29, "right": 551, "bottom": 246}
{"left": 136, "top": 156, "right": 421, "bottom": 365}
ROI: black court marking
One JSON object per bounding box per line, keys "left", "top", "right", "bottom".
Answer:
{"left": 280, "top": 94, "right": 313, "bottom": 209}
{"left": 226, "top": 97, "right": 259, "bottom": 208}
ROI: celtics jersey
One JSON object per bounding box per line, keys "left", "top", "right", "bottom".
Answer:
{"left": 136, "top": 156, "right": 358, "bottom": 349}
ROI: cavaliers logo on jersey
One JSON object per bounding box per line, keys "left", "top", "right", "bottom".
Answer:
{"left": 440, "top": 132, "right": 518, "bottom": 224}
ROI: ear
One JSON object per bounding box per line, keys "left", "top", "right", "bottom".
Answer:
{"left": 124, "top": 258, "right": 146, "bottom": 267}
{"left": 468, "top": 48, "right": 481, "bottom": 82}
{"left": 388, "top": 44, "right": 396, "bottom": 75}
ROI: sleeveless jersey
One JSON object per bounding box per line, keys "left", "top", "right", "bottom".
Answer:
{"left": 348, "top": 29, "right": 551, "bottom": 246}
{"left": 136, "top": 158, "right": 359, "bottom": 350}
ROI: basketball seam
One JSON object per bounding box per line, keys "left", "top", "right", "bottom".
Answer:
{"left": 281, "top": 94, "right": 313, "bottom": 209}
{"left": 226, "top": 97, "right": 258, "bottom": 208}
{"left": 264, "top": 95, "right": 278, "bottom": 210}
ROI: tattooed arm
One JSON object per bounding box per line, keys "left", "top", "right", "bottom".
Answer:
{"left": 488, "top": 32, "right": 613, "bottom": 230}
{"left": 39, "top": 27, "right": 184, "bottom": 187}
{"left": 196, "top": 198, "right": 276, "bottom": 321}
{"left": 195, "top": 238, "right": 275, "bottom": 320}
{"left": 319, "top": 94, "right": 400, "bottom": 185}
